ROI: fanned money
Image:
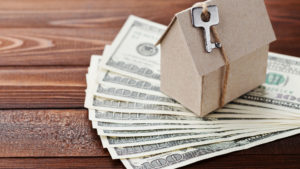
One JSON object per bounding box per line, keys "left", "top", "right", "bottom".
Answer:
{"left": 85, "top": 15, "right": 300, "bottom": 168}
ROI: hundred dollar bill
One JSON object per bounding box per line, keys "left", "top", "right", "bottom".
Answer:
{"left": 95, "top": 45, "right": 166, "bottom": 96}
{"left": 108, "top": 127, "right": 295, "bottom": 159}
{"left": 86, "top": 45, "right": 110, "bottom": 90}
{"left": 209, "top": 112, "right": 298, "bottom": 120}
{"left": 98, "top": 70, "right": 164, "bottom": 97}
{"left": 86, "top": 94, "right": 295, "bottom": 119}
{"left": 93, "top": 47, "right": 300, "bottom": 118}
{"left": 85, "top": 55, "right": 178, "bottom": 108}
{"left": 100, "top": 15, "right": 165, "bottom": 84}
{"left": 85, "top": 95, "right": 195, "bottom": 116}
{"left": 235, "top": 52, "right": 300, "bottom": 113}
{"left": 94, "top": 51, "right": 300, "bottom": 119}
{"left": 100, "top": 128, "right": 275, "bottom": 148}
{"left": 224, "top": 103, "right": 300, "bottom": 118}
{"left": 88, "top": 82, "right": 181, "bottom": 107}
{"left": 92, "top": 120, "right": 296, "bottom": 131}
{"left": 99, "top": 49, "right": 300, "bottom": 116}
{"left": 91, "top": 121, "right": 225, "bottom": 131}
{"left": 98, "top": 41, "right": 300, "bottom": 115}
{"left": 89, "top": 109, "right": 297, "bottom": 125}
{"left": 96, "top": 128, "right": 241, "bottom": 137}
{"left": 86, "top": 54, "right": 182, "bottom": 107}
{"left": 121, "top": 128, "right": 300, "bottom": 169}
{"left": 86, "top": 54, "right": 103, "bottom": 88}
{"left": 93, "top": 47, "right": 165, "bottom": 96}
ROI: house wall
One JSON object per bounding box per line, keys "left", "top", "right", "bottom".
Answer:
{"left": 202, "top": 45, "right": 269, "bottom": 115}
{"left": 160, "top": 19, "right": 202, "bottom": 115}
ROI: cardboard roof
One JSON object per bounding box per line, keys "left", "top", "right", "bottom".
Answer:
{"left": 157, "top": 0, "right": 276, "bottom": 75}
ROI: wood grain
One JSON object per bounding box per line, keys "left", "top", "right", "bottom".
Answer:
{"left": 0, "top": 157, "right": 123, "bottom": 169}
{"left": 0, "top": 0, "right": 198, "bottom": 66}
{"left": 0, "top": 0, "right": 299, "bottom": 168}
{"left": 0, "top": 66, "right": 86, "bottom": 108}
{"left": 186, "top": 154, "right": 300, "bottom": 169}
{"left": 0, "top": 109, "right": 299, "bottom": 157}
{"left": 0, "top": 109, "right": 108, "bottom": 157}
{"left": 1, "top": 155, "right": 300, "bottom": 169}
{"left": 0, "top": 0, "right": 299, "bottom": 109}
{"left": 0, "top": 0, "right": 298, "bottom": 66}
{"left": 265, "top": 0, "right": 300, "bottom": 57}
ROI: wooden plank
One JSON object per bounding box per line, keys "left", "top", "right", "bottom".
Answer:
{"left": 0, "top": 0, "right": 298, "bottom": 66}
{"left": 0, "top": 66, "right": 87, "bottom": 108}
{"left": 0, "top": 0, "right": 299, "bottom": 167}
{"left": 0, "top": 109, "right": 109, "bottom": 157}
{"left": 0, "top": 66, "right": 86, "bottom": 86}
{"left": 0, "top": 0, "right": 299, "bottom": 109}
{"left": 0, "top": 157, "right": 123, "bottom": 169}
{"left": 265, "top": 0, "right": 300, "bottom": 56}
{"left": 186, "top": 154, "right": 300, "bottom": 169}
{"left": 0, "top": 0, "right": 199, "bottom": 66}
{"left": 0, "top": 109, "right": 299, "bottom": 157}
{"left": 0, "top": 154, "right": 300, "bottom": 169}
{"left": 234, "top": 134, "right": 300, "bottom": 155}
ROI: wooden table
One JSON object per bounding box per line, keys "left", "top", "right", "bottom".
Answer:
{"left": 0, "top": 0, "right": 299, "bottom": 168}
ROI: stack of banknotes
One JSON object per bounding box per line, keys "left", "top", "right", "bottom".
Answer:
{"left": 84, "top": 15, "right": 300, "bottom": 169}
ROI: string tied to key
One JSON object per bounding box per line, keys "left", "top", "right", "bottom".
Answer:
{"left": 192, "top": 1, "right": 230, "bottom": 108}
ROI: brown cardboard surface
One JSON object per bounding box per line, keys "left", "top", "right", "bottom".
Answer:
{"left": 201, "top": 45, "right": 269, "bottom": 116}
{"left": 160, "top": 19, "right": 202, "bottom": 114}
{"left": 158, "top": 0, "right": 276, "bottom": 116}
{"left": 175, "top": 0, "right": 276, "bottom": 76}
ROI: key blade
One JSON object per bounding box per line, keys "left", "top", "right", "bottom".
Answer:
{"left": 203, "top": 25, "right": 213, "bottom": 52}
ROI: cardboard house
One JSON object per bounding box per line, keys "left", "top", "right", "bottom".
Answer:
{"left": 156, "top": 0, "right": 276, "bottom": 117}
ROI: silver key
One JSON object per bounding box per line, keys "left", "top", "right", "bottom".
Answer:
{"left": 191, "top": 5, "right": 221, "bottom": 53}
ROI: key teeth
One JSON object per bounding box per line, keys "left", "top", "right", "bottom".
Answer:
{"left": 206, "top": 43, "right": 221, "bottom": 53}
{"left": 215, "top": 43, "right": 222, "bottom": 48}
